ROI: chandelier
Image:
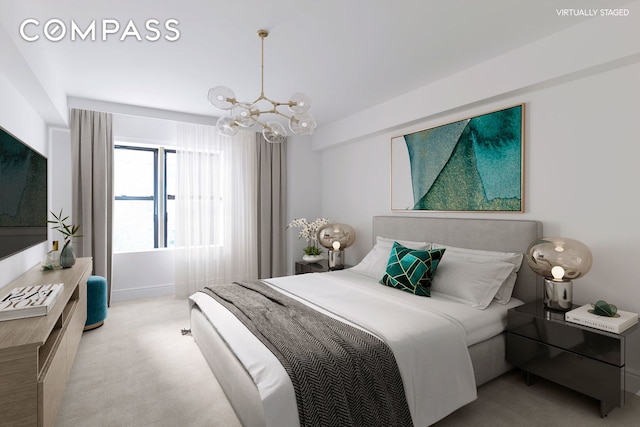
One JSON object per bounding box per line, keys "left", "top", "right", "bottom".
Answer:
{"left": 207, "top": 29, "right": 316, "bottom": 144}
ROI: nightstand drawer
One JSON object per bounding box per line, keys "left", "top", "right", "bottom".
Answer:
{"left": 508, "top": 308, "right": 623, "bottom": 366}
{"left": 294, "top": 261, "right": 353, "bottom": 275}
{"left": 295, "top": 260, "right": 327, "bottom": 274}
{"left": 507, "top": 333, "right": 623, "bottom": 405}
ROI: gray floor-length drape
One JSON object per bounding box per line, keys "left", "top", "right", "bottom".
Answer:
{"left": 256, "top": 134, "right": 287, "bottom": 279}
{"left": 70, "top": 109, "right": 114, "bottom": 305}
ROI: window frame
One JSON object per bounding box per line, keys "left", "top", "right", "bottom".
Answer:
{"left": 113, "top": 143, "right": 175, "bottom": 252}
{"left": 163, "top": 149, "right": 176, "bottom": 248}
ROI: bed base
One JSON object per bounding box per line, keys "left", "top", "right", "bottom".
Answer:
{"left": 191, "top": 216, "right": 542, "bottom": 426}
{"left": 191, "top": 305, "right": 266, "bottom": 427}
{"left": 192, "top": 302, "right": 510, "bottom": 426}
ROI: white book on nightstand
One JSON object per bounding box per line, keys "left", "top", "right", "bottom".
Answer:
{"left": 565, "top": 304, "right": 638, "bottom": 334}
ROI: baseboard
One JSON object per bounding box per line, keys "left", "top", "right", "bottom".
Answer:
{"left": 111, "top": 283, "right": 174, "bottom": 302}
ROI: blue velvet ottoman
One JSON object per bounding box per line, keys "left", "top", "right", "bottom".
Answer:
{"left": 84, "top": 275, "right": 108, "bottom": 331}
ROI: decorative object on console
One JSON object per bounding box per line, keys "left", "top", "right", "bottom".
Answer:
{"left": 48, "top": 209, "right": 83, "bottom": 268}
{"left": 318, "top": 223, "right": 356, "bottom": 270}
{"left": 391, "top": 104, "right": 524, "bottom": 212}
{"left": 287, "top": 217, "right": 330, "bottom": 263}
{"left": 0, "top": 283, "right": 63, "bottom": 321}
{"left": 526, "top": 236, "right": 592, "bottom": 311}
{"left": 59, "top": 244, "right": 76, "bottom": 268}
{"left": 42, "top": 240, "right": 61, "bottom": 270}
{"left": 207, "top": 29, "right": 316, "bottom": 144}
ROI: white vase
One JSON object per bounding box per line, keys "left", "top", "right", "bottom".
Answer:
{"left": 302, "top": 254, "right": 323, "bottom": 263}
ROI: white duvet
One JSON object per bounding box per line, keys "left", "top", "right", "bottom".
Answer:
{"left": 190, "top": 270, "right": 486, "bottom": 426}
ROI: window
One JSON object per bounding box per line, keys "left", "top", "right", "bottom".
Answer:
{"left": 165, "top": 150, "right": 176, "bottom": 247}
{"left": 113, "top": 144, "right": 175, "bottom": 252}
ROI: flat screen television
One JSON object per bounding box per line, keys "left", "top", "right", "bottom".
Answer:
{"left": 0, "top": 125, "right": 48, "bottom": 260}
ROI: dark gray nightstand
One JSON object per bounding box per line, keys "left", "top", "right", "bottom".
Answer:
{"left": 294, "top": 260, "right": 352, "bottom": 275}
{"left": 506, "top": 300, "right": 640, "bottom": 417}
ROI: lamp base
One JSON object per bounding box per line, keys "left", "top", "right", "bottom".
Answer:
{"left": 328, "top": 249, "right": 345, "bottom": 270}
{"left": 544, "top": 279, "right": 573, "bottom": 311}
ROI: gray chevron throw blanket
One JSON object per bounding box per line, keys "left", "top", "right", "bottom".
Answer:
{"left": 202, "top": 280, "right": 413, "bottom": 427}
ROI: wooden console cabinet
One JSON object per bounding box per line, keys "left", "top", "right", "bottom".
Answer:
{"left": 0, "top": 257, "right": 92, "bottom": 427}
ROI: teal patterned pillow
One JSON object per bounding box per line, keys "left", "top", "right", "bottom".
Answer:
{"left": 379, "top": 242, "right": 446, "bottom": 296}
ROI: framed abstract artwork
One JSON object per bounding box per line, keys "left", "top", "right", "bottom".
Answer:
{"left": 391, "top": 104, "right": 524, "bottom": 212}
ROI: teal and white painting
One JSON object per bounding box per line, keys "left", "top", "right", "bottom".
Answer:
{"left": 391, "top": 104, "right": 523, "bottom": 212}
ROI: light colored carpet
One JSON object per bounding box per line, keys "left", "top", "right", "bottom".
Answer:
{"left": 434, "top": 370, "right": 640, "bottom": 427}
{"left": 56, "top": 296, "right": 241, "bottom": 427}
{"left": 57, "top": 295, "right": 640, "bottom": 426}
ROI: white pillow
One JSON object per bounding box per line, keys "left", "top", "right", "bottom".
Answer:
{"left": 431, "top": 258, "right": 515, "bottom": 309}
{"left": 432, "top": 244, "right": 524, "bottom": 304}
{"left": 350, "top": 236, "right": 431, "bottom": 279}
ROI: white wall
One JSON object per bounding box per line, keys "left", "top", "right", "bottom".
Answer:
{"left": 285, "top": 134, "right": 323, "bottom": 274}
{"left": 49, "top": 127, "right": 72, "bottom": 228}
{"left": 0, "top": 72, "right": 49, "bottom": 288}
{"left": 316, "top": 31, "right": 640, "bottom": 313}
{"left": 313, "top": 3, "right": 640, "bottom": 150}
{"left": 528, "top": 63, "right": 639, "bottom": 311}
{"left": 112, "top": 249, "right": 175, "bottom": 301}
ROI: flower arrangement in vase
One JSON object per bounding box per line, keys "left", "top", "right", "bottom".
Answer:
{"left": 48, "top": 209, "right": 82, "bottom": 268}
{"left": 287, "top": 217, "right": 329, "bottom": 262}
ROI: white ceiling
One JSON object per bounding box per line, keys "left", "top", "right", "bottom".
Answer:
{"left": 0, "top": 0, "right": 632, "bottom": 128}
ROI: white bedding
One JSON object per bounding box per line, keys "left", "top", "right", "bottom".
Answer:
{"left": 189, "top": 269, "right": 520, "bottom": 426}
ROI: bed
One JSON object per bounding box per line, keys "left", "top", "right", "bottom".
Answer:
{"left": 189, "top": 216, "right": 542, "bottom": 426}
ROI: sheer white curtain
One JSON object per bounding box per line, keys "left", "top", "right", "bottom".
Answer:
{"left": 174, "top": 124, "right": 258, "bottom": 297}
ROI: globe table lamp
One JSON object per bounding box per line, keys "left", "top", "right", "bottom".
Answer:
{"left": 318, "top": 224, "right": 356, "bottom": 270}
{"left": 526, "top": 237, "right": 593, "bottom": 311}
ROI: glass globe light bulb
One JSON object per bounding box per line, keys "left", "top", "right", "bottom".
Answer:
{"left": 551, "top": 266, "right": 566, "bottom": 281}
{"left": 216, "top": 116, "right": 239, "bottom": 136}
{"left": 332, "top": 241, "right": 341, "bottom": 251}
{"left": 233, "top": 103, "right": 258, "bottom": 127}
{"left": 289, "top": 113, "right": 317, "bottom": 135}
{"left": 288, "top": 93, "right": 312, "bottom": 113}
{"left": 263, "top": 121, "right": 287, "bottom": 144}
{"left": 208, "top": 86, "right": 236, "bottom": 110}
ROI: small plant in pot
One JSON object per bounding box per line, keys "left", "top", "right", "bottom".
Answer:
{"left": 48, "top": 210, "right": 82, "bottom": 268}
{"left": 287, "top": 217, "right": 329, "bottom": 262}
{"left": 303, "top": 245, "right": 323, "bottom": 257}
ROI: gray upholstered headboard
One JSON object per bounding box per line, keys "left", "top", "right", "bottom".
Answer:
{"left": 372, "top": 216, "right": 543, "bottom": 303}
